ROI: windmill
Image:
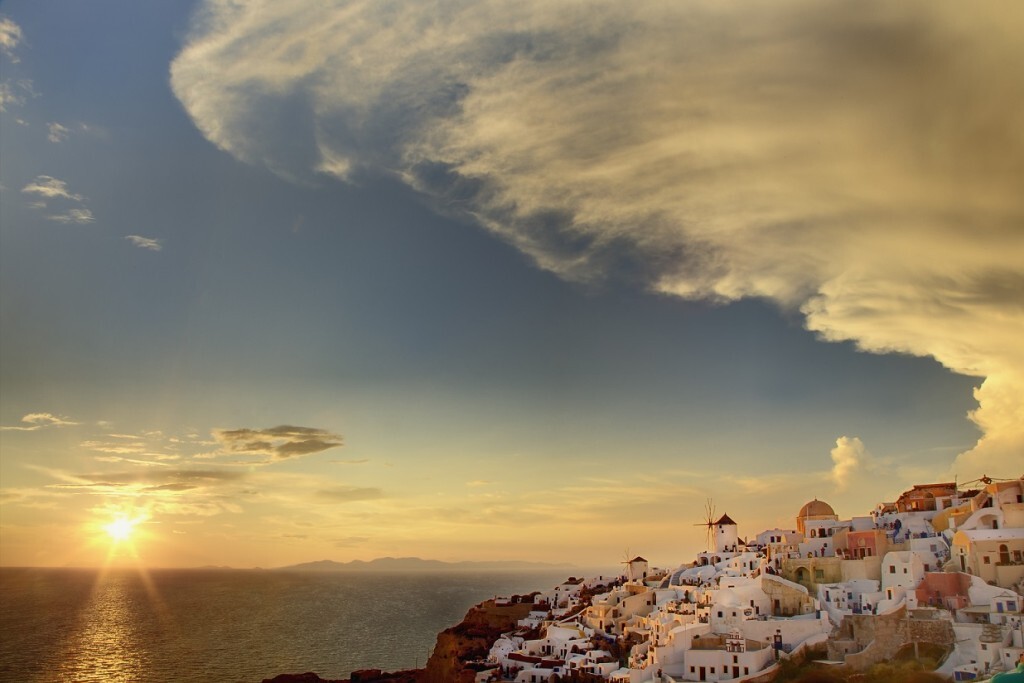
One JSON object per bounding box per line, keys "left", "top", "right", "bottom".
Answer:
{"left": 959, "top": 474, "right": 1013, "bottom": 489}
{"left": 693, "top": 498, "right": 716, "bottom": 552}
{"left": 620, "top": 548, "right": 633, "bottom": 581}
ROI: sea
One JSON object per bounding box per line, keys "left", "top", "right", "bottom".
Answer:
{"left": 0, "top": 567, "right": 573, "bottom": 683}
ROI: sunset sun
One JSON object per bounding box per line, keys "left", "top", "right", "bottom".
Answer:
{"left": 103, "top": 515, "right": 144, "bottom": 544}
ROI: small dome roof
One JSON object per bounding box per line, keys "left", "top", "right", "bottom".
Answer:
{"left": 798, "top": 499, "right": 836, "bottom": 519}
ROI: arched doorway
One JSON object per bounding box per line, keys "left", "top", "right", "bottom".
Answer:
{"left": 795, "top": 567, "right": 810, "bottom": 587}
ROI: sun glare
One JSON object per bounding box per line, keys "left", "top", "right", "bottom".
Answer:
{"left": 104, "top": 515, "right": 144, "bottom": 544}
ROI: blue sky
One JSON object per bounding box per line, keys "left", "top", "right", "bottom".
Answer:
{"left": 1, "top": 0, "right": 1019, "bottom": 568}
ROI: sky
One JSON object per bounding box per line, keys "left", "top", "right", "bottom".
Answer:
{"left": 0, "top": 0, "right": 1021, "bottom": 569}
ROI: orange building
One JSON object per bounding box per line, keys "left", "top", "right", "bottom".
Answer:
{"left": 895, "top": 482, "right": 957, "bottom": 513}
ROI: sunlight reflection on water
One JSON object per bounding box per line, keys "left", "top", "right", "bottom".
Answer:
{"left": 0, "top": 568, "right": 570, "bottom": 683}
{"left": 45, "top": 571, "right": 156, "bottom": 682}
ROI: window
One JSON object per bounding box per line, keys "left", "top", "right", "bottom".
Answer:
{"left": 889, "top": 566, "right": 896, "bottom": 573}
{"left": 903, "top": 567, "right": 908, "bottom": 573}
{"left": 984, "top": 557, "right": 991, "bottom": 565}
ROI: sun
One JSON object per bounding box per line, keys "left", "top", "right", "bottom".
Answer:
{"left": 104, "top": 514, "right": 144, "bottom": 544}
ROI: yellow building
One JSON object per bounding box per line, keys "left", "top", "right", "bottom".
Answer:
{"left": 950, "top": 528, "right": 1024, "bottom": 589}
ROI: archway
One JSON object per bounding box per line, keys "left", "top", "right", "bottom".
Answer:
{"left": 795, "top": 567, "right": 810, "bottom": 587}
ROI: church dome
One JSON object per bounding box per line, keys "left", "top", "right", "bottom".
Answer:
{"left": 798, "top": 499, "right": 836, "bottom": 519}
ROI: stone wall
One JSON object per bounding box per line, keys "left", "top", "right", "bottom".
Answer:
{"left": 825, "top": 606, "right": 953, "bottom": 670}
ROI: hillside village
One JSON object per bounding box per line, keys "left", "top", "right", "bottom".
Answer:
{"left": 471, "top": 476, "right": 1024, "bottom": 683}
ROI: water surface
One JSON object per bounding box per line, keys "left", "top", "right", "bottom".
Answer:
{"left": 0, "top": 567, "right": 567, "bottom": 682}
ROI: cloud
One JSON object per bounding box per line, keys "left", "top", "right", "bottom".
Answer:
{"left": 0, "top": 82, "right": 20, "bottom": 112}
{"left": 22, "top": 176, "right": 95, "bottom": 223}
{"left": 125, "top": 235, "right": 163, "bottom": 251}
{"left": 81, "top": 440, "right": 149, "bottom": 454}
{"left": 0, "top": 78, "right": 36, "bottom": 112}
{"left": 213, "top": 425, "right": 343, "bottom": 460}
{"left": 0, "top": 16, "right": 22, "bottom": 61}
{"left": 43, "top": 468, "right": 248, "bottom": 504}
{"left": 47, "top": 122, "right": 69, "bottom": 143}
{"left": 172, "top": 0, "right": 1024, "bottom": 480}
{"left": 334, "top": 535, "right": 370, "bottom": 547}
{"left": 22, "top": 176, "right": 82, "bottom": 201}
{"left": 1, "top": 412, "right": 79, "bottom": 432}
{"left": 314, "top": 486, "right": 384, "bottom": 503}
{"left": 47, "top": 208, "right": 95, "bottom": 224}
{"left": 93, "top": 455, "right": 172, "bottom": 467}
{"left": 829, "top": 436, "right": 878, "bottom": 491}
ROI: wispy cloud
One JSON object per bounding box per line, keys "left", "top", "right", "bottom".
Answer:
{"left": 213, "top": 425, "right": 343, "bottom": 461}
{"left": 334, "top": 536, "right": 370, "bottom": 547}
{"left": 22, "top": 176, "right": 82, "bottom": 201}
{"left": 93, "top": 455, "right": 173, "bottom": 467}
{"left": 0, "top": 16, "right": 23, "bottom": 62}
{"left": 38, "top": 467, "right": 250, "bottom": 519}
{"left": 1, "top": 412, "right": 80, "bottom": 432}
{"left": 314, "top": 486, "right": 384, "bottom": 503}
{"left": 125, "top": 235, "right": 163, "bottom": 251}
{"left": 172, "top": 0, "right": 1024, "bottom": 480}
{"left": 80, "top": 439, "right": 149, "bottom": 455}
{"left": 0, "top": 77, "right": 36, "bottom": 113}
{"left": 47, "top": 122, "right": 69, "bottom": 143}
{"left": 22, "top": 176, "right": 95, "bottom": 223}
{"left": 47, "top": 208, "right": 95, "bottom": 224}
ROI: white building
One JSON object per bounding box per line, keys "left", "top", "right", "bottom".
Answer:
{"left": 681, "top": 630, "right": 774, "bottom": 682}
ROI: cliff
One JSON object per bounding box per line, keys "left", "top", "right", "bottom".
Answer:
{"left": 263, "top": 594, "right": 540, "bottom": 683}
{"left": 263, "top": 670, "right": 419, "bottom": 683}
{"left": 420, "top": 597, "right": 539, "bottom": 683}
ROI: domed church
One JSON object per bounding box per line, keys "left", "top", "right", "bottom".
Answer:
{"left": 796, "top": 499, "right": 838, "bottom": 536}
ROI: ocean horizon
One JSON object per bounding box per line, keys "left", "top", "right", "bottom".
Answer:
{"left": 0, "top": 566, "right": 577, "bottom": 683}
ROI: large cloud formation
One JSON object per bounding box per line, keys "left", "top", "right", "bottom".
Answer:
{"left": 213, "top": 425, "right": 343, "bottom": 460}
{"left": 171, "top": 0, "right": 1024, "bottom": 477}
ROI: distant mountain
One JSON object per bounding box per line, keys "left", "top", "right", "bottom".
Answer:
{"left": 275, "top": 557, "right": 576, "bottom": 572}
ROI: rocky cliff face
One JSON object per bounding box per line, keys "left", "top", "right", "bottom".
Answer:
{"left": 263, "top": 669, "right": 419, "bottom": 683}
{"left": 264, "top": 595, "right": 539, "bottom": 683}
{"left": 420, "top": 598, "right": 539, "bottom": 683}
